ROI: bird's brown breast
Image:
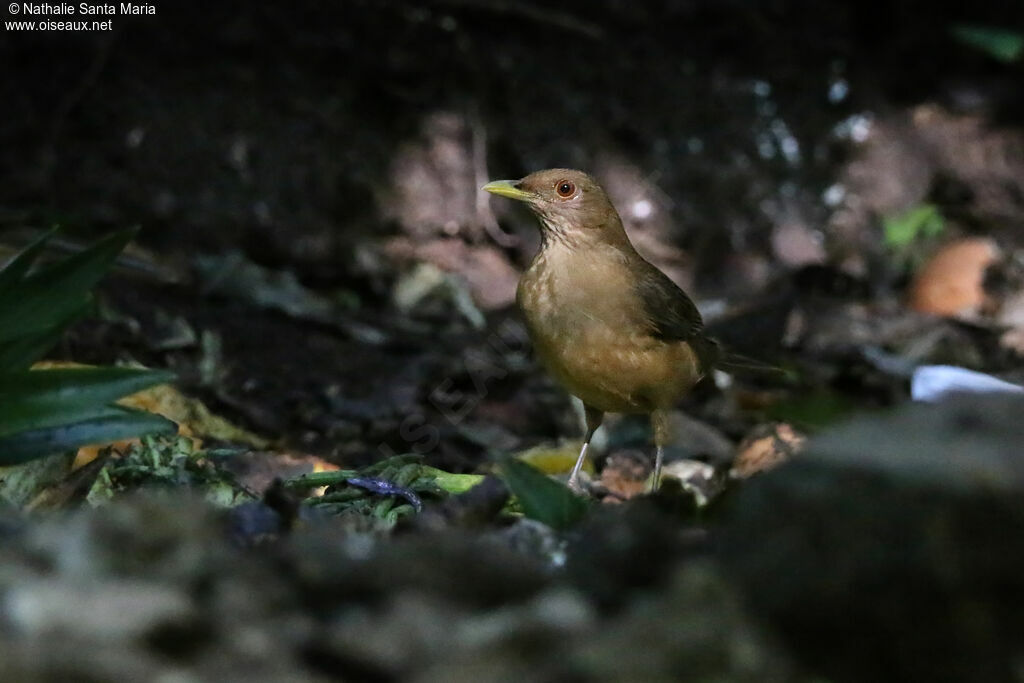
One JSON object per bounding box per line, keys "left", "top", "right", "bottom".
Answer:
{"left": 517, "top": 243, "right": 704, "bottom": 414}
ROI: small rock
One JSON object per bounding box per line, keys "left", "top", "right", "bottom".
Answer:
{"left": 664, "top": 411, "right": 734, "bottom": 463}
{"left": 660, "top": 459, "right": 720, "bottom": 506}
{"left": 722, "top": 393, "right": 1024, "bottom": 681}
{"left": 997, "top": 290, "right": 1024, "bottom": 356}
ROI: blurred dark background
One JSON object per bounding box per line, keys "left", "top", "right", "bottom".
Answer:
{"left": 4, "top": 0, "right": 1022, "bottom": 293}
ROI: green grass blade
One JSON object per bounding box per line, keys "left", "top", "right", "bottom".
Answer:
{"left": 28, "top": 228, "right": 135, "bottom": 284}
{"left": 0, "top": 310, "right": 88, "bottom": 372}
{"left": 0, "top": 229, "right": 135, "bottom": 345}
{"left": 0, "top": 366, "right": 175, "bottom": 402}
{"left": 0, "top": 331, "right": 66, "bottom": 373}
{"left": 498, "top": 457, "right": 589, "bottom": 530}
{"left": 0, "top": 408, "right": 178, "bottom": 466}
{"left": 0, "top": 367, "right": 176, "bottom": 436}
{"left": 0, "top": 227, "right": 59, "bottom": 293}
{"left": 1, "top": 404, "right": 141, "bottom": 440}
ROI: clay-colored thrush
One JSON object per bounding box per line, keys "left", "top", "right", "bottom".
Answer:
{"left": 484, "top": 169, "right": 718, "bottom": 492}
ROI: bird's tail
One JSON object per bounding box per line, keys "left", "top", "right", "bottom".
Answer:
{"left": 718, "top": 352, "right": 785, "bottom": 374}
{"left": 696, "top": 336, "right": 782, "bottom": 376}
{"left": 692, "top": 336, "right": 722, "bottom": 376}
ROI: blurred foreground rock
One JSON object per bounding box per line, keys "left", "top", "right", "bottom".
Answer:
{"left": 0, "top": 493, "right": 799, "bottom": 682}
{"left": 3, "top": 395, "right": 1024, "bottom": 681}
{"left": 722, "top": 393, "right": 1024, "bottom": 682}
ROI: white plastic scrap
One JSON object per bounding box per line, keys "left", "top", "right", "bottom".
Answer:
{"left": 911, "top": 365, "right": 1024, "bottom": 402}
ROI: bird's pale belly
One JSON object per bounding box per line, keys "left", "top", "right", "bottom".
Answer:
{"left": 531, "top": 323, "right": 702, "bottom": 414}
{"left": 517, "top": 245, "right": 705, "bottom": 415}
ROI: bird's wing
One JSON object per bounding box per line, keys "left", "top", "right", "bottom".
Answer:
{"left": 632, "top": 261, "right": 704, "bottom": 342}
{"left": 633, "top": 263, "right": 721, "bottom": 373}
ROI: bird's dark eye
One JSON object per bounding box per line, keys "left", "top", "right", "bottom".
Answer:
{"left": 555, "top": 180, "right": 576, "bottom": 198}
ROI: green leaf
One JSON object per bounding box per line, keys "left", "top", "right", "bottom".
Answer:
{"left": 0, "top": 408, "right": 178, "bottom": 466}
{"left": 0, "top": 367, "right": 176, "bottom": 437}
{"left": 1, "top": 404, "right": 138, "bottom": 440}
{"left": 0, "top": 227, "right": 59, "bottom": 293}
{"left": 419, "top": 466, "right": 485, "bottom": 494}
{"left": 0, "top": 228, "right": 136, "bottom": 345}
{"left": 498, "top": 457, "right": 589, "bottom": 530}
{"left": 883, "top": 204, "right": 944, "bottom": 250}
{"left": 0, "top": 230, "right": 178, "bottom": 470}
{"left": 951, "top": 25, "right": 1024, "bottom": 63}
{"left": 0, "top": 366, "right": 175, "bottom": 404}
{"left": 0, "top": 315, "right": 84, "bottom": 373}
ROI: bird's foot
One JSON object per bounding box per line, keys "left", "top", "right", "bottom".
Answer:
{"left": 568, "top": 472, "right": 604, "bottom": 497}
{"left": 648, "top": 444, "right": 664, "bottom": 494}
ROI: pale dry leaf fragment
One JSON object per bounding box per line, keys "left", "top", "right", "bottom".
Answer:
{"left": 731, "top": 422, "right": 805, "bottom": 479}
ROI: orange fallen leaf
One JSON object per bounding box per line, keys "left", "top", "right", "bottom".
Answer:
{"left": 908, "top": 237, "right": 1000, "bottom": 318}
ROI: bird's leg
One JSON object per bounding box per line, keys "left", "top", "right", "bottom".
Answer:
{"left": 568, "top": 405, "right": 604, "bottom": 494}
{"left": 650, "top": 409, "right": 670, "bottom": 492}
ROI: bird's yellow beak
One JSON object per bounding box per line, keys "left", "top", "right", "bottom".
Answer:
{"left": 482, "top": 179, "right": 533, "bottom": 202}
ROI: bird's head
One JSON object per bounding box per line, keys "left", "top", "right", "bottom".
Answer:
{"left": 483, "top": 169, "right": 628, "bottom": 248}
